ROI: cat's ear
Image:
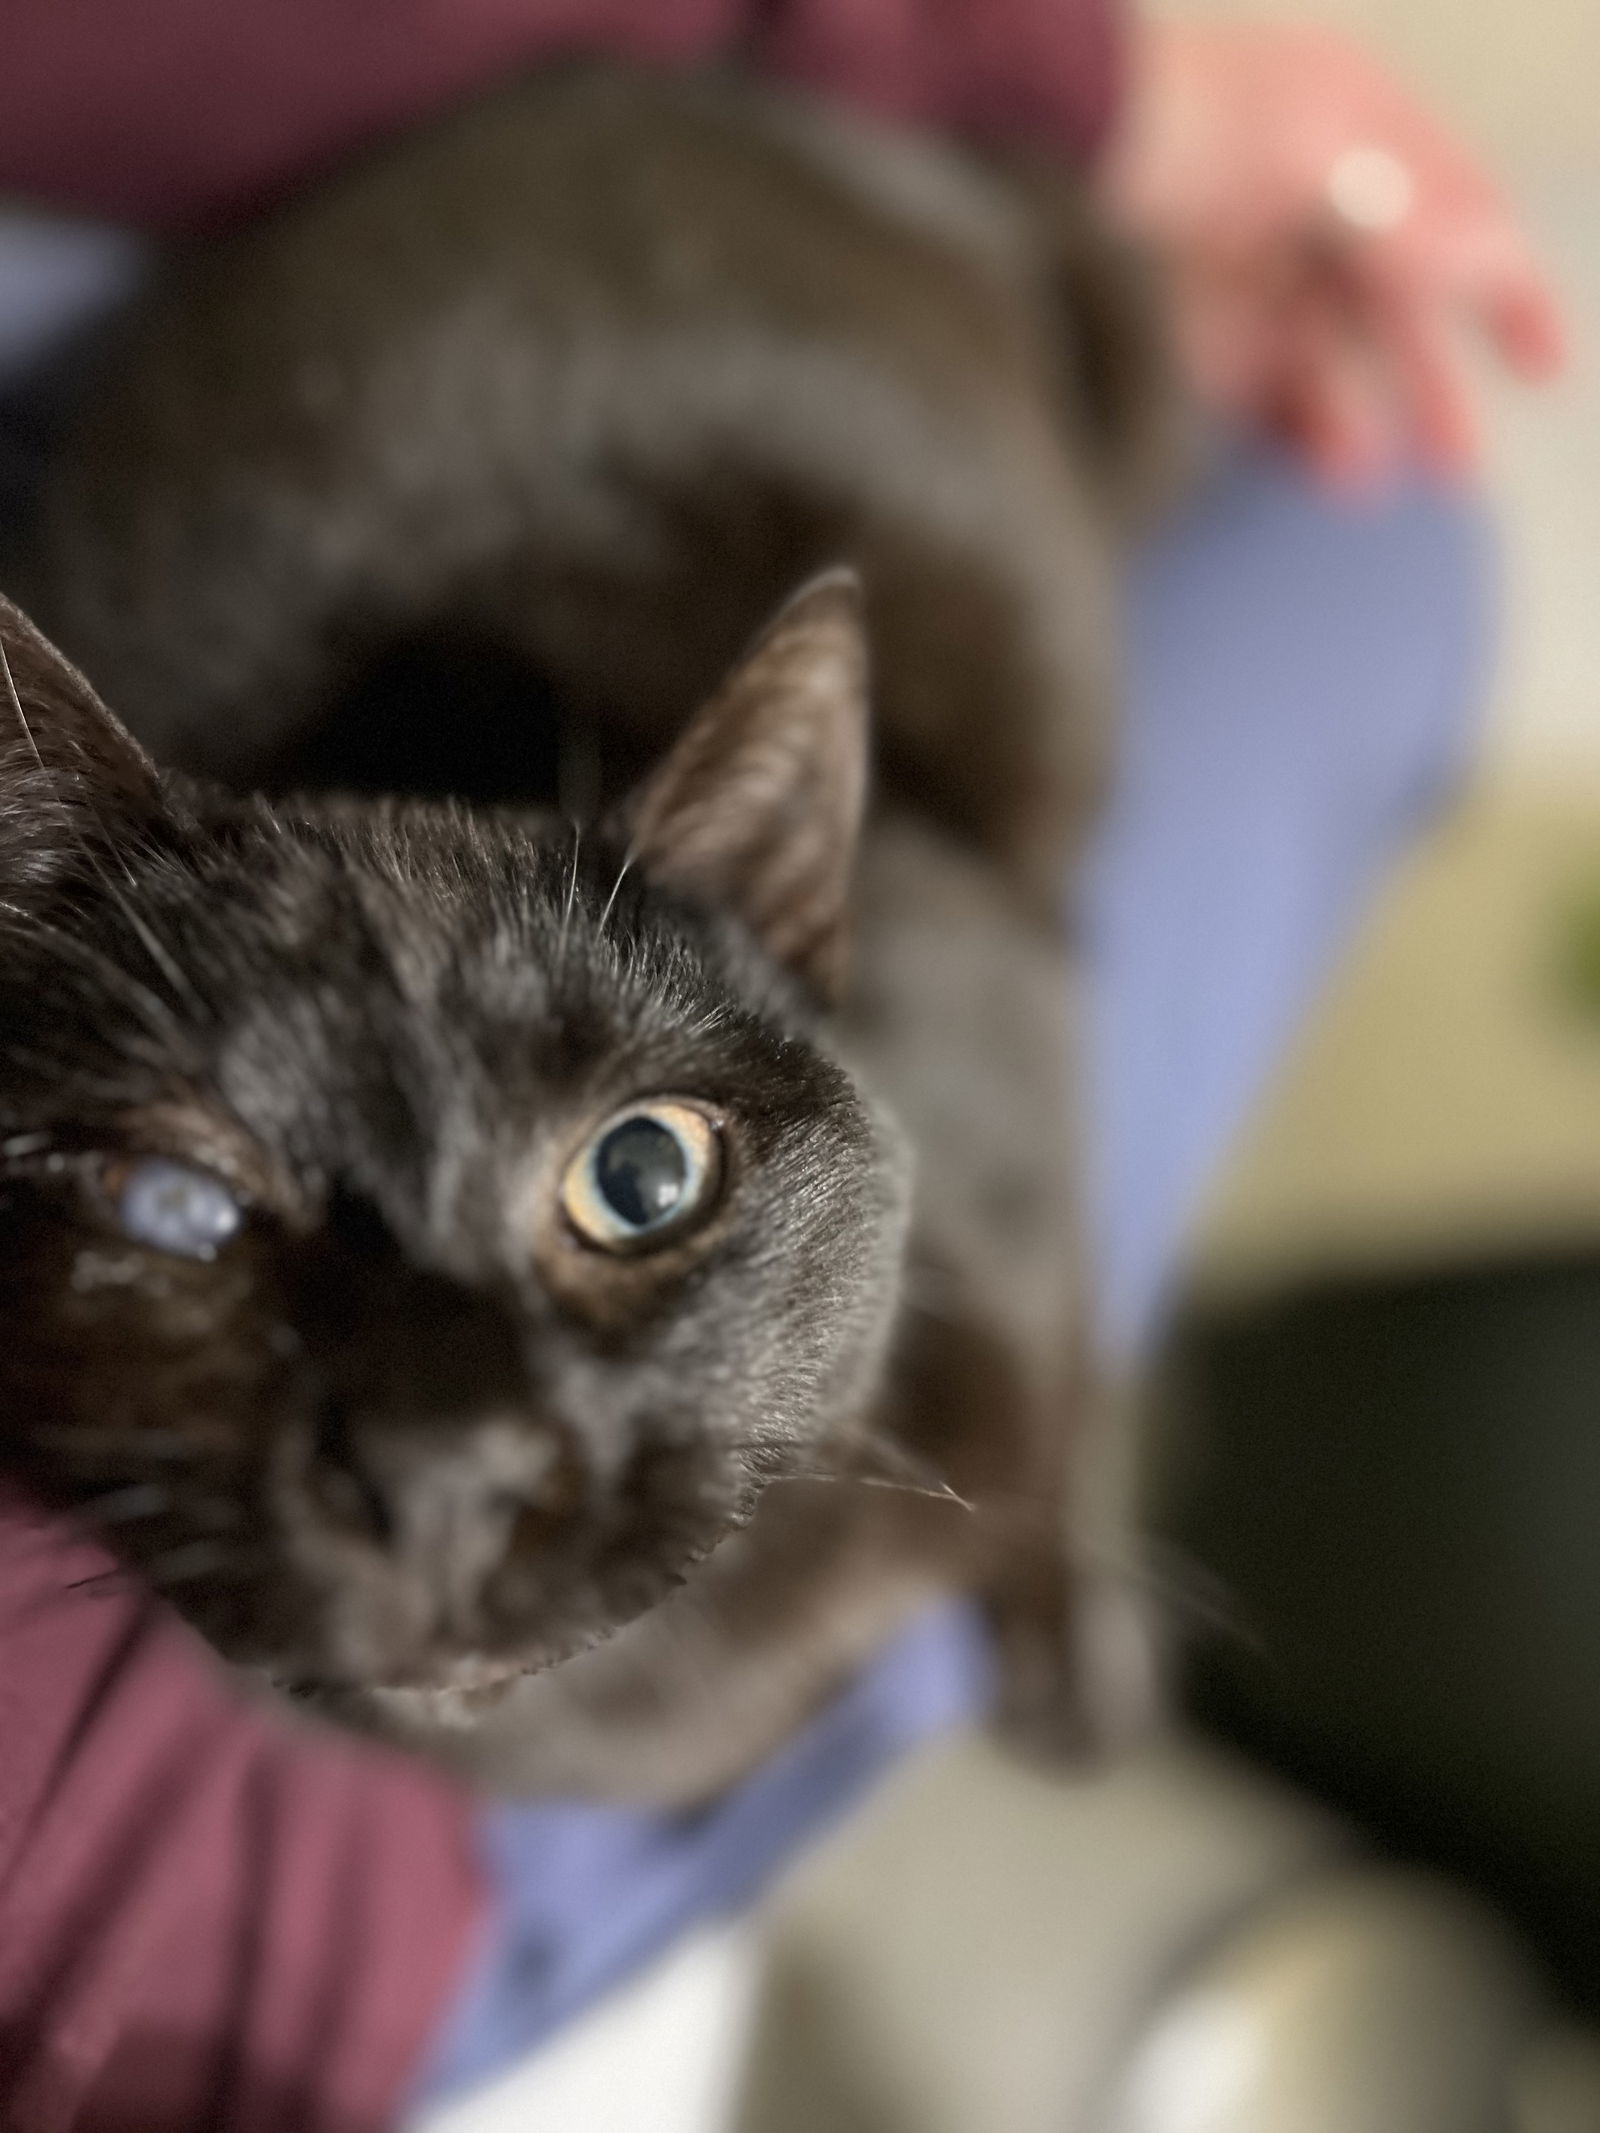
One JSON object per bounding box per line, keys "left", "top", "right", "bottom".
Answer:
{"left": 622, "top": 569, "right": 870, "bottom": 1000}
{"left": 0, "top": 593, "right": 164, "bottom": 887}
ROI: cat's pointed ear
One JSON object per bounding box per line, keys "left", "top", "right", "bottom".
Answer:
{"left": 622, "top": 569, "right": 870, "bottom": 1001}
{"left": 0, "top": 593, "right": 163, "bottom": 885}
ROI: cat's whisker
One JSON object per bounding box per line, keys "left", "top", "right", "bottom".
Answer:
{"left": 1072, "top": 1536, "right": 1259, "bottom": 1652}
{"left": 773, "top": 1465, "right": 977, "bottom": 1512}
{"left": 0, "top": 902, "right": 187, "bottom": 1047}
{"left": 768, "top": 1423, "right": 972, "bottom": 1506}
{"left": 735, "top": 1434, "right": 979, "bottom": 1515}
{"left": 554, "top": 818, "right": 582, "bottom": 976}
{"left": 0, "top": 1493, "right": 247, "bottom": 1591}
{"left": 0, "top": 636, "right": 206, "bottom": 1025}
{"left": 60, "top": 823, "right": 207, "bottom": 1021}
{"left": 596, "top": 842, "right": 637, "bottom": 942}
{"left": 0, "top": 633, "right": 55, "bottom": 784}
{"left": 849, "top": 1430, "right": 959, "bottom": 1497}
{"left": 854, "top": 1472, "right": 975, "bottom": 1512}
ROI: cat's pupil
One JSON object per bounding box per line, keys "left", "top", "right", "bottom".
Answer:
{"left": 118, "top": 1158, "right": 242, "bottom": 1260}
{"left": 594, "top": 1117, "right": 688, "bottom": 1231}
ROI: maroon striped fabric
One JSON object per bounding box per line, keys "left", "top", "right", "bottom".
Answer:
{"left": 0, "top": 0, "right": 1120, "bottom": 230}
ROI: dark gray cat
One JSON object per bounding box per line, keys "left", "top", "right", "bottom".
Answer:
{"left": 1, "top": 65, "right": 1171, "bottom": 1800}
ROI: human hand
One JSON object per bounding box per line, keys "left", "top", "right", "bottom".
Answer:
{"left": 1100, "top": 21, "right": 1566, "bottom": 487}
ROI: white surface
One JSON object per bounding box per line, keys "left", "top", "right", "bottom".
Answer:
{"left": 412, "top": 1926, "right": 761, "bottom": 2133}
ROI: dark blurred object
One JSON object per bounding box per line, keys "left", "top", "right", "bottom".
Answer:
{"left": 1148, "top": 1248, "right": 1600, "bottom": 2011}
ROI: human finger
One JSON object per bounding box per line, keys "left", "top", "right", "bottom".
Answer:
{"left": 1271, "top": 283, "right": 1397, "bottom": 488}
{"left": 1341, "top": 252, "right": 1481, "bottom": 475}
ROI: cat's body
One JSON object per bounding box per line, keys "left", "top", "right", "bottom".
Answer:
{"left": 4, "top": 66, "right": 1168, "bottom": 1799}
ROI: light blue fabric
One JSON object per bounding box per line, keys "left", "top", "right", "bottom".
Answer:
{"left": 419, "top": 437, "right": 1493, "bottom": 2099}
{"left": 1084, "top": 436, "right": 1490, "bottom": 1354}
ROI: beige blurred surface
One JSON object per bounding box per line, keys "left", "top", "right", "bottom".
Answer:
{"left": 1102, "top": 1874, "right": 1541, "bottom": 2133}
{"left": 1190, "top": 779, "right": 1600, "bottom": 1297}
{"left": 741, "top": 1736, "right": 1350, "bottom": 2133}
{"left": 1163, "top": 0, "right": 1600, "bottom": 1294}
{"left": 741, "top": 6, "right": 1600, "bottom": 2133}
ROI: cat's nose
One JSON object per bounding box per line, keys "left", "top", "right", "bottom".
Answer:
{"left": 311, "top": 1401, "right": 575, "bottom": 1613}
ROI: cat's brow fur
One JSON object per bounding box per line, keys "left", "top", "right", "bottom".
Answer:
{"left": 2, "top": 65, "right": 1174, "bottom": 1798}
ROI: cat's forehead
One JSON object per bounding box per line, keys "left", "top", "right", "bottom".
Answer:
{"left": 167, "top": 802, "right": 810, "bottom": 1193}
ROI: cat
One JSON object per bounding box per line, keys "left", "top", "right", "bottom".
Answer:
{"left": 1, "top": 64, "right": 1173, "bottom": 1801}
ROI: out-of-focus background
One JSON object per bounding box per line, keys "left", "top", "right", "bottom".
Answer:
{"left": 1185, "top": 0, "right": 1600, "bottom": 1282}
{"left": 733, "top": 1, "right": 1600, "bottom": 2127}
{"left": 413, "top": 2, "right": 1600, "bottom": 2129}
{"left": 424, "top": 2, "right": 1600, "bottom": 2128}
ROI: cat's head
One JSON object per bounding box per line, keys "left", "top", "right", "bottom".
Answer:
{"left": 0, "top": 575, "right": 909, "bottom": 1694}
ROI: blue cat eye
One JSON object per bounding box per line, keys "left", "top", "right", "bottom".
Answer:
{"left": 560, "top": 1101, "right": 722, "bottom": 1251}
{"left": 116, "top": 1157, "right": 243, "bottom": 1261}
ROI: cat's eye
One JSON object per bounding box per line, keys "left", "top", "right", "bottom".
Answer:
{"left": 560, "top": 1101, "right": 723, "bottom": 1252}
{"left": 114, "top": 1157, "right": 244, "bottom": 1261}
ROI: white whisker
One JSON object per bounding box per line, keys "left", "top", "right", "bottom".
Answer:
{"left": 554, "top": 818, "right": 582, "bottom": 976}
{"left": 0, "top": 632, "right": 207, "bottom": 1021}
{"left": 597, "top": 843, "right": 636, "bottom": 941}
{"left": 0, "top": 901, "right": 183, "bottom": 1042}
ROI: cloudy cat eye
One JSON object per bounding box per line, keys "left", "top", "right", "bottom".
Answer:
{"left": 559, "top": 1101, "right": 723, "bottom": 1252}
{"left": 114, "top": 1156, "right": 244, "bottom": 1261}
